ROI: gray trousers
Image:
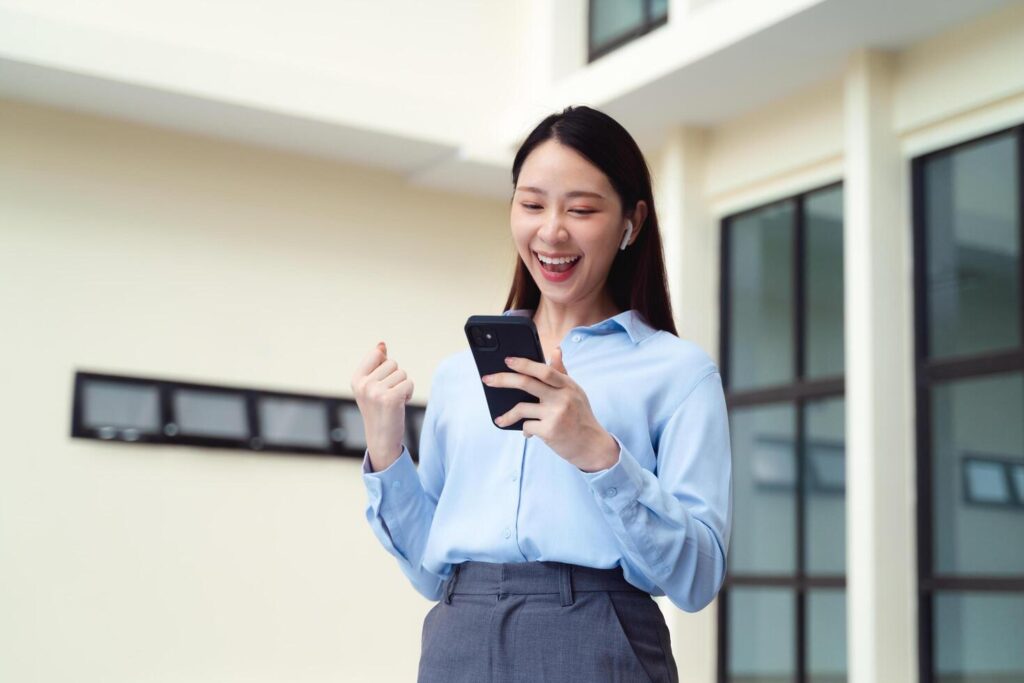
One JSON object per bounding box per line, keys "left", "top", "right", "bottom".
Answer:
{"left": 418, "top": 560, "right": 679, "bottom": 683}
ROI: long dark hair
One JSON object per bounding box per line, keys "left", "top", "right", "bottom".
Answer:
{"left": 502, "top": 105, "right": 677, "bottom": 337}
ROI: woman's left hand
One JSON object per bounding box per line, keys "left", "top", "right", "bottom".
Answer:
{"left": 481, "top": 348, "right": 621, "bottom": 473}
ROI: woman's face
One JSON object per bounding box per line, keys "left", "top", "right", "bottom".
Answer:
{"left": 510, "top": 139, "right": 627, "bottom": 306}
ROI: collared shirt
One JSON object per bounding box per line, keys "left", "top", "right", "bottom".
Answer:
{"left": 361, "top": 308, "right": 732, "bottom": 612}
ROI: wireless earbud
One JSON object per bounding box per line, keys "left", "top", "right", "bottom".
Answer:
{"left": 619, "top": 220, "right": 633, "bottom": 251}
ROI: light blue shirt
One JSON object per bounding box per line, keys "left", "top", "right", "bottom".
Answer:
{"left": 361, "top": 308, "right": 732, "bottom": 612}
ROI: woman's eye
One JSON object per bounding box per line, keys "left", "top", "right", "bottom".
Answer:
{"left": 519, "top": 203, "right": 593, "bottom": 214}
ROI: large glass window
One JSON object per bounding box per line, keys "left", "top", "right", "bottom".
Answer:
{"left": 588, "top": 0, "right": 669, "bottom": 62}
{"left": 727, "top": 201, "right": 795, "bottom": 391}
{"left": 720, "top": 183, "right": 846, "bottom": 683}
{"left": 922, "top": 133, "right": 1020, "bottom": 358}
{"left": 914, "top": 126, "right": 1024, "bottom": 683}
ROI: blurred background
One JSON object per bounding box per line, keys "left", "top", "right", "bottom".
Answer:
{"left": 2, "top": 1, "right": 1023, "bottom": 681}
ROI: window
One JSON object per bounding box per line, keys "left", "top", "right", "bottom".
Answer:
{"left": 588, "top": 0, "right": 668, "bottom": 62}
{"left": 913, "top": 126, "right": 1024, "bottom": 683}
{"left": 71, "top": 371, "right": 427, "bottom": 460}
{"left": 718, "top": 183, "right": 847, "bottom": 683}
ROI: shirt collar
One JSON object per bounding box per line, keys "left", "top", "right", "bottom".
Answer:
{"left": 501, "top": 308, "right": 656, "bottom": 345}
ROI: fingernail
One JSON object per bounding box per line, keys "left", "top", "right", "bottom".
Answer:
{"left": 482, "top": 375, "right": 492, "bottom": 384}
{"left": 504, "top": 357, "right": 515, "bottom": 366}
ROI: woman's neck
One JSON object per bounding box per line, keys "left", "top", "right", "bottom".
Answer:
{"left": 532, "top": 294, "right": 623, "bottom": 346}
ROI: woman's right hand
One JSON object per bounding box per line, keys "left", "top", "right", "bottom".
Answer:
{"left": 351, "top": 341, "right": 415, "bottom": 472}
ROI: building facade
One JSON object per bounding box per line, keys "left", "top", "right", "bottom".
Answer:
{"left": 2, "top": 1, "right": 1022, "bottom": 681}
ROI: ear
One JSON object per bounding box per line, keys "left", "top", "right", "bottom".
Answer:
{"left": 629, "top": 200, "right": 648, "bottom": 245}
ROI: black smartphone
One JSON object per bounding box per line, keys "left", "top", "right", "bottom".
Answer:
{"left": 465, "top": 314, "right": 546, "bottom": 431}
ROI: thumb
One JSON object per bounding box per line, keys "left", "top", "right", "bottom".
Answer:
{"left": 550, "top": 346, "right": 567, "bottom": 374}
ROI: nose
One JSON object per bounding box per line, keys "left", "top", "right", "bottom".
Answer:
{"left": 537, "top": 210, "right": 568, "bottom": 245}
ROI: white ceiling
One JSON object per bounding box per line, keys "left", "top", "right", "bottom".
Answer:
{"left": 1, "top": 0, "right": 1017, "bottom": 200}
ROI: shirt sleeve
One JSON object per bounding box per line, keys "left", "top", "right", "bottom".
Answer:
{"left": 577, "top": 369, "right": 732, "bottom": 612}
{"left": 361, "top": 365, "right": 449, "bottom": 602}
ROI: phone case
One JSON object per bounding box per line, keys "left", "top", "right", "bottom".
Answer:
{"left": 465, "top": 314, "right": 546, "bottom": 431}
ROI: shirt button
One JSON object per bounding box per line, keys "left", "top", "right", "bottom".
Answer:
{"left": 511, "top": 473, "right": 518, "bottom": 482}
{"left": 605, "top": 487, "right": 617, "bottom": 498}
{"left": 572, "top": 334, "right": 582, "bottom": 342}
{"left": 503, "top": 527, "right": 512, "bottom": 539}
{"left": 392, "top": 480, "right": 402, "bottom": 489}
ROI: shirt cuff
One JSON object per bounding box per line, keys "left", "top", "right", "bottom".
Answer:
{"left": 362, "top": 444, "right": 418, "bottom": 511}
{"left": 578, "top": 432, "right": 646, "bottom": 514}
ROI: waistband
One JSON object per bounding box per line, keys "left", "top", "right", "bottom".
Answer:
{"left": 442, "top": 560, "right": 645, "bottom": 607}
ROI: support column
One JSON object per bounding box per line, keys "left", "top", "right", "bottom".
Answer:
{"left": 843, "top": 49, "right": 918, "bottom": 683}
{"left": 655, "top": 125, "right": 717, "bottom": 683}
{"left": 658, "top": 126, "right": 716, "bottom": 353}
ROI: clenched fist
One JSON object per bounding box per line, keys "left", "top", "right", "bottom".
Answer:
{"left": 351, "top": 341, "right": 415, "bottom": 472}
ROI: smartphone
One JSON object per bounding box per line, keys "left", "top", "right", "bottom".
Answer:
{"left": 465, "top": 314, "right": 546, "bottom": 431}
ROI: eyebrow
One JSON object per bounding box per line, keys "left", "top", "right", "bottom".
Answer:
{"left": 515, "top": 186, "right": 606, "bottom": 200}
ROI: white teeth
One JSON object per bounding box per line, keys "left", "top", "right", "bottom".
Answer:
{"left": 536, "top": 252, "right": 581, "bottom": 265}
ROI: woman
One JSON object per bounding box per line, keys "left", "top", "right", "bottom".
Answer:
{"left": 351, "top": 105, "right": 732, "bottom": 683}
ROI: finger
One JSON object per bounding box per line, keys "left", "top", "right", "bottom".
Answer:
{"left": 550, "top": 347, "right": 567, "bottom": 375}
{"left": 388, "top": 377, "right": 414, "bottom": 402}
{"left": 521, "top": 419, "right": 542, "bottom": 439}
{"left": 380, "top": 368, "right": 407, "bottom": 389}
{"left": 367, "top": 358, "right": 399, "bottom": 382}
{"left": 505, "top": 356, "right": 568, "bottom": 388}
{"left": 483, "top": 371, "right": 555, "bottom": 399}
{"left": 495, "top": 402, "right": 546, "bottom": 428}
{"left": 353, "top": 343, "right": 387, "bottom": 378}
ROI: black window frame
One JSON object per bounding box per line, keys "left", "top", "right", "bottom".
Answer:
{"left": 71, "top": 370, "right": 427, "bottom": 460}
{"left": 911, "top": 123, "right": 1024, "bottom": 683}
{"left": 717, "top": 181, "right": 847, "bottom": 683}
{"left": 587, "top": 0, "right": 669, "bottom": 63}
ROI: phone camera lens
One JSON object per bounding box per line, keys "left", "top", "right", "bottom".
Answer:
{"left": 469, "top": 325, "right": 499, "bottom": 350}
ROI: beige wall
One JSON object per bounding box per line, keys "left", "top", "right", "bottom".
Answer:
{"left": 0, "top": 98, "right": 511, "bottom": 682}
{"left": 3, "top": 1, "right": 1024, "bottom": 680}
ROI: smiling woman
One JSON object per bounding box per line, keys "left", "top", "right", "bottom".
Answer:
{"left": 357, "top": 105, "right": 732, "bottom": 683}
{"left": 504, "top": 106, "right": 675, "bottom": 360}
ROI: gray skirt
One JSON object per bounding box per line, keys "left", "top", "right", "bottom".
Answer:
{"left": 418, "top": 560, "right": 679, "bottom": 683}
